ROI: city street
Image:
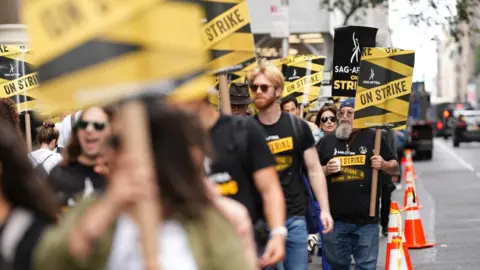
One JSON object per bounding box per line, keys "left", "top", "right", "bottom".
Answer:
{"left": 310, "top": 138, "right": 480, "bottom": 269}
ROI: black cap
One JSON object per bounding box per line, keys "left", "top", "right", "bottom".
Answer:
{"left": 229, "top": 83, "right": 252, "bottom": 105}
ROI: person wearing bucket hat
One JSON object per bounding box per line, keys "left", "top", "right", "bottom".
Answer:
{"left": 229, "top": 82, "right": 252, "bottom": 116}
{"left": 316, "top": 97, "right": 400, "bottom": 269}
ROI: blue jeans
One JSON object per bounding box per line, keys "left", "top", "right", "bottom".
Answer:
{"left": 261, "top": 216, "right": 308, "bottom": 270}
{"left": 323, "top": 222, "right": 379, "bottom": 270}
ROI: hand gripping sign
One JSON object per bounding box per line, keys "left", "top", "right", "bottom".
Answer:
{"left": 24, "top": 1, "right": 213, "bottom": 269}
{"left": 353, "top": 47, "right": 416, "bottom": 130}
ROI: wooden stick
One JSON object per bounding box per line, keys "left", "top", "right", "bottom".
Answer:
{"left": 120, "top": 100, "right": 160, "bottom": 270}
{"left": 218, "top": 74, "right": 232, "bottom": 115}
{"left": 25, "top": 112, "right": 32, "bottom": 152}
{"left": 369, "top": 128, "right": 383, "bottom": 217}
{"left": 299, "top": 104, "right": 304, "bottom": 119}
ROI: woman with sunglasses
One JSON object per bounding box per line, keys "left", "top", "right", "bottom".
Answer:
{"left": 35, "top": 101, "right": 252, "bottom": 270}
{"left": 47, "top": 106, "right": 113, "bottom": 209}
{"left": 315, "top": 105, "right": 338, "bottom": 135}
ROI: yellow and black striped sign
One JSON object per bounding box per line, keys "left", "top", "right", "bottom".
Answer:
{"left": 281, "top": 55, "right": 325, "bottom": 106}
{"left": 14, "top": 88, "right": 63, "bottom": 116}
{"left": 0, "top": 45, "right": 39, "bottom": 98}
{"left": 202, "top": 0, "right": 256, "bottom": 73}
{"left": 24, "top": 0, "right": 211, "bottom": 112}
{"left": 11, "top": 94, "right": 37, "bottom": 114}
{"left": 353, "top": 48, "right": 415, "bottom": 130}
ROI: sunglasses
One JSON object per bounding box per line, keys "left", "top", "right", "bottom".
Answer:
{"left": 321, "top": 116, "right": 337, "bottom": 123}
{"left": 77, "top": 120, "right": 108, "bottom": 131}
{"left": 250, "top": 84, "right": 273, "bottom": 93}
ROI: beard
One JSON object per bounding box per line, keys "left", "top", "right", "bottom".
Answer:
{"left": 335, "top": 122, "right": 353, "bottom": 139}
{"left": 254, "top": 94, "right": 277, "bottom": 110}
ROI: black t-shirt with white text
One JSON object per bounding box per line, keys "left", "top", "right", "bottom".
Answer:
{"left": 317, "top": 129, "right": 397, "bottom": 225}
{"left": 207, "top": 115, "right": 275, "bottom": 222}
{"left": 47, "top": 162, "right": 106, "bottom": 207}
{"left": 255, "top": 112, "right": 315, "bottom": 217}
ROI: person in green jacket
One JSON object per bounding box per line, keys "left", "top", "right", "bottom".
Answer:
{"left": 34, "top": 100, "right": 253, "bottom": 270}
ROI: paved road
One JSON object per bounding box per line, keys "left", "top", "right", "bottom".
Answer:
{"left": 310, "top": 138, "right": 480, "bottom": 269}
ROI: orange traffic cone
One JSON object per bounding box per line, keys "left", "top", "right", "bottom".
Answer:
{"left": 402, "top": 168, "right": 421, "bottom": 209}
{"left": 403, "top": 149, "right": 417, "bottom": 180}
{"left": 404, "top": 200, "right": 435, "bottom": 249}
{"left": 386, "top": 201, "right": 412, "bottom": 270}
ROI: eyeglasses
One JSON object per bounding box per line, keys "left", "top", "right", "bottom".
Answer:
{"left": 77, "top": 120, "right": 108, "bottom": 131}
{"left": 321, "top": 116, "right": 337, "bottom": 123}
{"left": 250, "top": 84, "right": 273, "bottom": 93}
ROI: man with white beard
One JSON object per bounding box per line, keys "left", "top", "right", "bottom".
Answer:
{"left": 316, "top": 97, "right": 399, "bottom": 269}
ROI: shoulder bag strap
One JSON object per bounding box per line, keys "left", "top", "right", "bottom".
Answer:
{"left": 40, "top": 154, "right": 55, "bottom": 166}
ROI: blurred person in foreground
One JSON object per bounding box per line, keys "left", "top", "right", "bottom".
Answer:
{"left": 34, "top": 101, "right": 252, "bottom": 270}
{"left": 230, "top": 82, "right": 252, "bottom": 116}
{"left": 29, "top": 122, "right": 63, "bottom": 176}
{"left": 0, "top": 118, "right": 59, "bottom": 270}
{"left": 249, "top": 59, "right": 333, "bottom": 270}
{"left": 317, "top": 98, "right": 398, "bottom": 269}
{"left": 171, "top": 83, "right": 286, "bottom": 267}
{"left": 47, "top": 107, "right": 112, "bottom": 208}
{"left": 0, "top": 98, "right": 22, "bottom": 138}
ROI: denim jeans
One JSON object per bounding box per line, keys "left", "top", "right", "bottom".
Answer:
{"left": 323, "top": 221, "right": 379, "bottom": 270}
{"left": 261, "top": 216, "right": 309, "bottom": 270}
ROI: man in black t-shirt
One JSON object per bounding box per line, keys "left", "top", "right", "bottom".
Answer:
{"left": 317, "top": 98, "right": 398, "bottom": 269}
{"left": 48, "top": 107, "right": 111, "bottom": 208}
{"left": 174, "top": 95, "right": 287, "bottom": 268}
{"left": 248, "top": 59, "right": 333, "bottom": 270}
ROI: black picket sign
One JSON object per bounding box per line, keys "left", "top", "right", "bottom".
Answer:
{"left": 331, "top": 26, "right": 378, "bottom": 97}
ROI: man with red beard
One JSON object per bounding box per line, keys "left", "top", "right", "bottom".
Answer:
{"left": 248, "top": 59, "right": 333, "bottom": 270}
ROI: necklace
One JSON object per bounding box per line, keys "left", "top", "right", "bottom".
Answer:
{"left": 346, "top": 130, "right": 360, "bottom": 153}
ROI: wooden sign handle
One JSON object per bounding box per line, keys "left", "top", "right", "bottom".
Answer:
{"left": 369, "top": 128, "right": 382, "bottom": 217}
{"left": 120, "top": 100, "right": 161, "bottom": 270}
{"left": 218, "top": 74, "right": 232, "bottom": 115}
{"left": 25, "top": 112, "right": 32, "bottom": 152}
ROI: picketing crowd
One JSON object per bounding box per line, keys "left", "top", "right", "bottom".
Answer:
{"left": 0, "top": 59, "right": 402, "bottom": 270}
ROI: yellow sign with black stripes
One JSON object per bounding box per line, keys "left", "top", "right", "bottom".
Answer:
{"left": 24, "top": 0, "right": 211, "bottom": 112}
{"left": 0, "top": 46, "right": 39, "bottom": 98}
{"left": 281, "top": 55, "right": 325, "bottom": 106}
{"left": 202, "top": 0, "right": 256, "bottom": 73}
{"left": 353, "top": 48, "right": 415, "bottom": 130}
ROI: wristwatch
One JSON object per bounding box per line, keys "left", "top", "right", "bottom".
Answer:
{"left": 270, "top": 226, "right": 288, "bottom": 238}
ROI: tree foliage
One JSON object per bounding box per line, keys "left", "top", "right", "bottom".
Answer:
{"left": 321, "top": 0, "right": 480, "bottom": 41}
{"left": 320, "top": 0, "right": 386, "bottom": 26}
